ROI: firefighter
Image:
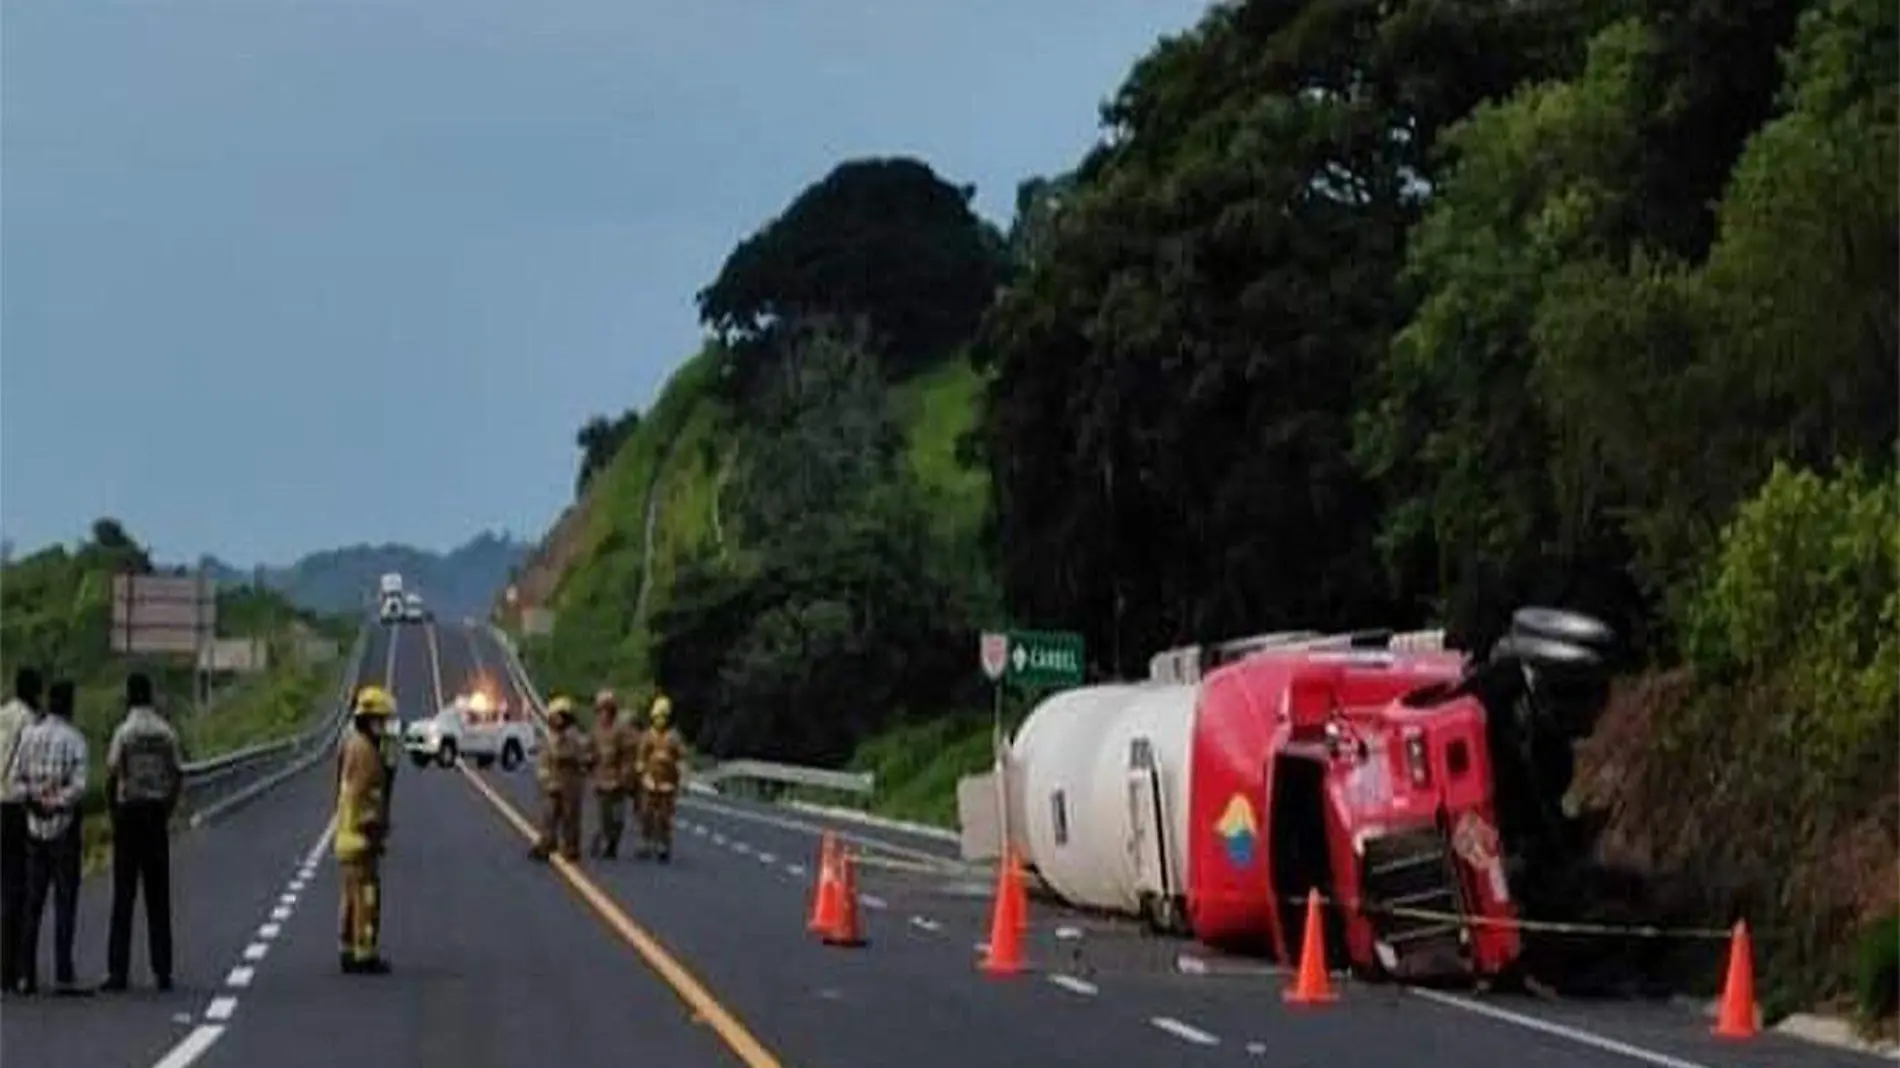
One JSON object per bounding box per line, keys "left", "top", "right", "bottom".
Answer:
{"left": 334, "top": 685, "right": 394, "bottom": 975}
{"left": 636, "top": 694, "right": 686, "bottom": 862}
{"left": 529, "top": 696, "right": 592, "bottom": 862}
{"left": 587, "top": 690, "right": 629, "bottom": 859}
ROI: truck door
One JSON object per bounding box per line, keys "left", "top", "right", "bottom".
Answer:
{"left": 1125, "top": 736, "right": 1179, "bottom": 930}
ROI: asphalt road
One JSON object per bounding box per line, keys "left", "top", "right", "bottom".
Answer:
{"left": 2, "top": 620, "right": 1887, "bottom": 1068}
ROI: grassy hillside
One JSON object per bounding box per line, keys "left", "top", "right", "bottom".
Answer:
{"left": 516, "top": 348, "right": 999, "bottom": 713}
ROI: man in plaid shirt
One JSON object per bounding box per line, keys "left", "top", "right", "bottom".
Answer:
{"left": 8, "top": 680, "right": 90, "bottom": 996}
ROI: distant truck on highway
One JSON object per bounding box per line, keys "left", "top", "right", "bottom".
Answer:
{"left": 378, "top": 573, "right": 406, "bottom": 623}
{"left": 402, "top": 690, "right": 534, "bottom": 770}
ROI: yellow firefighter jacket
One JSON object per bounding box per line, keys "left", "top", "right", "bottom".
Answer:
{"left": 536, "top": 723, "right": 593, "bottom": 797}
{"left": 334, "top": 731, "right": 388, "bottom": 861}
{"left": 638, "top": 726, "right": 685, "bottom": 794}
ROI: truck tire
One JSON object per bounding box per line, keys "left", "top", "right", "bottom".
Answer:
{"left": 409, "top": 753, "right": 430, "bottom": 769}
{"left": 1510, "top": 607, "right": 1615, "bottom": 653}
{"left": 500, "top": 740, "right": 524, "bottom": 772}
{"left": 437, "top": 740, "right": 458, "bottom": 769}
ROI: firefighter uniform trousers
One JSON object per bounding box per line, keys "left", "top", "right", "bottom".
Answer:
{"left": 338, "top": 854, "right": 381, "bottom": 963}
{"left": 540, "top": 787, "right": 583, "bottom": 860}
{"left": 641, "top": 783, "right": 677, "bottom": 854}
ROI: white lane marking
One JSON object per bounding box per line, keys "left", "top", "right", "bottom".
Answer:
{"left": 691, "top": 825, "right": 707, "bottom": 836}
{"left": 732, "top": 841, "right": 752, "bottom": 855}
{"left": 1245, "top": 1041, "right": 1267, "bottom": 1056}
{"left": 757, "top": 852, "right": 776, "bottom": 864}
{"left": 150, "top": 819, "right": 334, "bottom": 1068}
{"left": 152, "top": 1024, "right": 224, "bottom": 1068}
{"left": 1410, "top": 989, "right": 1717, "bottom": 1068}
{"left": 270, "top": 906, "right": 291, "bottom": 922}
{"left": 258, "top": 923, "right": 281, "bottom": 939}
{"left": 1150, "top": 1017, "right": 1220, "bottom": 1046}
{"left": 1049, "top": 974, "right": 1098, "bottom": 997}
{"left": 205, "top": 996, "right": 237, "bottom": 1021}
{"left": 909, "top": 916, "right": 940, "bottom": 933}
{"left": 860, "top": 894, "right": 887, "bottom": 910}
{"left": 787, "top": 864, "right": 806, "bottom": 877}
{"left": 712, "top": 833, "right": 727, "bottom": 846}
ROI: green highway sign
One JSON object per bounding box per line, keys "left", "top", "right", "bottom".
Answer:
{"left": 993, "top": 629, "right": 1085, "bottom": 690}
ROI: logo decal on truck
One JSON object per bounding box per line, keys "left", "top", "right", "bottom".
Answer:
{"left": 1215, "top": 793, "right": 1259, "bottom": 868}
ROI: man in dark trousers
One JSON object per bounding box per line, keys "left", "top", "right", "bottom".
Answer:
{"left": 0, "top": 667, "right": 42, "bottom": 996}
{"left": 102, "top": 673, "right": 182, "bottom": 992}
{"left": 9, "top": 680, "right": 90, "bottom": 996}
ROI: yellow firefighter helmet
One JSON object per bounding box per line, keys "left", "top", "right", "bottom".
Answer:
{"left": 594, "top": 688, "right": 617, "bottom": 709}
{"left": 546, "top": 695, "right": 576, "bottom": 722}
{"left": 649, "top": 694, "right": 672, "bottom": 725}
{"left": 352, "top": 684, "right": 396, "bottom": 718}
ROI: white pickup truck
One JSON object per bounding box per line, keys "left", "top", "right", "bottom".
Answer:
{"left": 402, "top": 691, "right": 535, "bottom": 771}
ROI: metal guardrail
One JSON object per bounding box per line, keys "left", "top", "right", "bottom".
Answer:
{"left": 482, "top": 625, "right": 872, "bottom": 799}
{"left": 695, "top": 759, "right": 875, "bottom": 796}
{"left": 179, "top": 624, "right": 370, "bottom": 823}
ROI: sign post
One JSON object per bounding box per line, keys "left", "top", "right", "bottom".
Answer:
{"left": 111, "top": 571, "right": 218, "bottom": 713}
{"left": 977, "top": 628, "right": 1085, "bottom": 863}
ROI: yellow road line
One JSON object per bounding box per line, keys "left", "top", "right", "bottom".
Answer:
{"left": 458, "top": 767, "right": 787, "bottom": 1068}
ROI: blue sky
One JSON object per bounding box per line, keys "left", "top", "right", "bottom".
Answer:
{"left": 2, "top": 0, "right": 1206, "bottom": 566}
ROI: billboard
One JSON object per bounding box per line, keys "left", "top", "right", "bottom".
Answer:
{"left": 111, "top": 573, "right": 216, "bottom": 656}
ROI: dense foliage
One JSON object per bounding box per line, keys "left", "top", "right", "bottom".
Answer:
{"left": 533, "top": 0, "right": 1893, "bottom": 1011}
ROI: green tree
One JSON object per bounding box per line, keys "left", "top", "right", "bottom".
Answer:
{"left": 696, "top": 157, "right": 1010, "bottom": 384}
{"left": 575, "top": 409, "right": 641, "bottom": 498}
{"left": 979, "top": 0, "right": 1565, "bottom": 672}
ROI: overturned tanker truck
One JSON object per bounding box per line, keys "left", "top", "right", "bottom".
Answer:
{"left": 956, "top": 606, "right": 1617, "bottom": 985}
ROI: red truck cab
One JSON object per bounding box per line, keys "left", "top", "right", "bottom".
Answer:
{"left": 1186, "top": 644, "right": 1526, "bottom": 981}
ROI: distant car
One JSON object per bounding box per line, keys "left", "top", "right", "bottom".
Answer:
{"left": 403, "top": 691, "right": 533, "bottom": 771}
{"left": 402, "top": 592, "right": 431, "bottom": 623}
{"left": 378, "top": 592, "right": 406, "bottom": 624}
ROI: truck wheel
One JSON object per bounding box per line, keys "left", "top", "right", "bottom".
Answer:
{"left": 409, "top": 753, "right": 429, "bottom": 769}
{"left": 437, "top": 741, "right": 458, "bottom": 769}
{"left": 500, "top": 740, "right": 524, "bottom": 771}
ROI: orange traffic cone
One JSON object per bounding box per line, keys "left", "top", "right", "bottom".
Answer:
{"left": 980, "top": 851, "right": 1026, "bottom": 976}
{"left": 1008, "top": 847, "right": 1030, "bottom": 932}
{"left": 808, "top": 834, "right": 843, "bottom": 936}
{"left": 1283, "top": 889, "right": 1338, "bottom": 1005}
{"left": 1712, "top": 920, "right": 1759, "bottom": 1039}
{"left": 822, "top": 847, "right": 866, "bottom": 948}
